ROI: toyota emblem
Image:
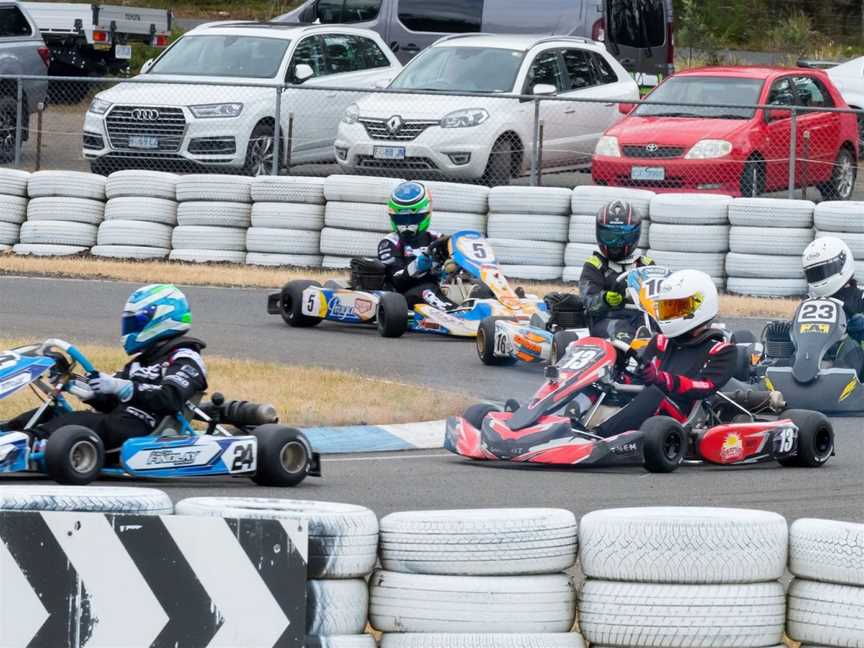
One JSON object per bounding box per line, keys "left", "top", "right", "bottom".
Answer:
{"left": 386, "top": 115, "right": 403, "bottom": 135}
{"left": 645, "top": 143, "right": 659, "bottom": 152}
{"left": 131, "top": 108, "right": 160, "bottom": 121}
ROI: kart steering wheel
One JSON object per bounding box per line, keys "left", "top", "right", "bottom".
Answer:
{"left": 38, "top": 339, "right": 98, "bottom": 377}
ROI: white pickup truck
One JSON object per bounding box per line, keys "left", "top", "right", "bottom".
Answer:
{"left": 21, "top": 2, "right": 172, "bottom": 76}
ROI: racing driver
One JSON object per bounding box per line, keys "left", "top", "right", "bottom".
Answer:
{"left": 802, "top": 236, "right": 864, "bottom": 344}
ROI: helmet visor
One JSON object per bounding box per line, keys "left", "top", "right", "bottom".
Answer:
{"left": 597, "top": 223, "right": 640, "bottom": 249}
{"left": 121, "top": 306, "right": 155, "bottom": 336}
{"left": 654, "top": 296, "right": 700, "bottom": 321}
{"left": 805, "top": 257, "right": 845, "bottom": 285}
{"left": 390, "top": 210, "right": 429, "bottom": 227}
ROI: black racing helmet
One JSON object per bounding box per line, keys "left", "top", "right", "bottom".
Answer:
{"left": 596, "top": 200, "right": 642, "bottom": 262}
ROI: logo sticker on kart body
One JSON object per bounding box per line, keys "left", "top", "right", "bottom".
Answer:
{"left": 127, "top": 443, "right": 222, "bottom": 470}
{"left": 800, "top": 323, "right": 830, "bottom": 334}
{"left": 720, "top": 432, "right": 744, "bottom": 462}
{"left": 328, "top": 297, "right": 357, "bottom": 320}
{"left": 354, "top": 298, "right": 374, "bottom": 316}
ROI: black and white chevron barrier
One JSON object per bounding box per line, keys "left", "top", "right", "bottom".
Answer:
{"left": 0, "top": 511, "right": 308, "bottom": 648}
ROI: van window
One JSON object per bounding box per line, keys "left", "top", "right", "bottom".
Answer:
{"left": 0, "top": 6, "right": 33, "bottom": 37}
{"left": 397, "top": 0, "right": 483, "bottom": 33}
{"left": 312, "top": 0, "right": 382, "bottom": 24}
{"left": 607, "top": 0, "right": 665, "bottom": 48}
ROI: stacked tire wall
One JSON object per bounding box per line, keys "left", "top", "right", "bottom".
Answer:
{"left": 0, "top": 169, "right": 28, "bottom": 253}
{"left": 815, "top": 201, "right": 864, "bottom": 283}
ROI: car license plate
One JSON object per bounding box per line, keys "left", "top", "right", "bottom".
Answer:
{"left": 373, "top": 146, "right": 406, "bottom": 160}
{"left": 631, "top": 166, "right": 665, "bottom": 181}
{"left": 128, "top": 136, "right": 159, "bottom": 150}
{"left": 115, "top": 44, "right": 132, "bottom": 59}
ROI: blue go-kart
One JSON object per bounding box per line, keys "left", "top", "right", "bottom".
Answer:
{"left": 0, "top": 338, "right": 321, "bottom": 486}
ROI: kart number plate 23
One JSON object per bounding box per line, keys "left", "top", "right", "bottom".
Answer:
{"left": 798, "top": 300, "right": 838, "bottom": 323}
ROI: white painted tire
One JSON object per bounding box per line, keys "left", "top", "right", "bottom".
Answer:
{"left": 501, "top": 265, "right": 562, "bottom": 281}
{"left": 13, "top": 244, "right": 88, "bottom": 256}
{"left": 251, "top": 176, "right": 326, "bottom": 204}
{"left": 172, "top": 225, "right": 246, "bottom": 252}
{"left": 176, "top": 201, "right": 252, "bottom": 228}
{"left": 168, "top": 249, "right": 246, "bottom": 264}
{"left": 20, "top": 221, "right": 97, "bottom": 246}
{"left": 26, "top": 197, "right": 105, "bottom": 225}
{"left": 787, "top": 579, "right": 864, "bottom": 647}
{"left": 380, "top": 508, "right": 577, "bottom": 576}
{"left": 726, "top": 253, "right": 804, "bottom": 279}
{"left": 572, "top": 186, "right": 654, "bottom": 218}
{"left": 728, "top": 197, "right": 814, "bottom": 228}
{"left": 486, "top": 239, "right": 564, "bottom": 266}
{"left": 814, "top": 201, "right": 864, "bottom": 233}
{"left": 649, "top": 223, "right": 729, "bottom": 253}
{"left": 91, "top": 245, "right": 169, "bottom": 260}
{"left": 97, "top": 220, "right": 173, "bottom": 249}
{"left": 649, "top": 193, "right": 731, "bottom": 225}
{"left": 817, "top": 229, "right": 864, "bottom": 258}
{"left": 727, "top": 277, "right": 808, "bottom": 297}
{"left": 323, "top": 256, "right": 353, "bottom": 269}
{"left": 325, "top": 202, "right": 390, "bottom": 232}
{"left": 324, "top": 175, "right": 404, "bottom": 204}
{"left": 0, "top": 195, "right": 27, "bottom": 224}
{"left": 0, "top": 485, "right": 172, "bottom": 513}
{"left": 789, "top": 518, "right": 864, "bottom": 586}
{"left": 307, "top": 637, "right": 375, "bottom": 648}
{"left": 174, "top": 497, "right": 379, "bottom": 579}
{"left": 28, "top": 170, "right": 106, "bottom": 200}
{"left": 647, "top": 249, "right": 726, "bottom": 276}
{"left": 579, "top": 580, "right": 785, "bottom": 648}
{"left": 176, "top": 174, "right": 252, "bottom": 203}
{"left": 307, "top": 579, "right": 368, "bottom": 636}
{"left": 564, "top": 243, "right": 598, "bottom": 268}
{"left": 562, "top": 267, "right": 581, "bottom": 283}
{"left": 487, "top": 214, "right": 569, "bottom": 243}
{"left": 370, "top": 571, "right": 576, "bottom": 634}
{"left": 729, "top": 226, "right": 813, "bottom": 255}
{"left": 0, "top": 244, "right": 9, "bottom": 253}
{"left": 489, "top": 187, "right": 572, "bottom": 216}
{"left": 246, "top": 228, "right": 320, "bottom": 255}
{"left": 105, "top": 170, "right": 178, "bottom": 200}
{"left": 320, "top": 228, "right": 381, "bottom": 258}
{"left": 381, "top": 634, "right": 586, "bottom": 648}
{"left": 568, "top": 215, "right": 595, "bottom": 244}
{"left": 0, "top": 222, "right": 19, "bottom": 245}
{"left": 579, "top": 507, "right": 788, "bottom": 584}
{"left": 246, "top": 253, "right": 323, "bottom": 267}
{"left": 423, "top": 181, "right": 489, "bottom": 213}
{"left": 0, "top": 169, "right": 29, "bottom": 197}
{"left": 251, "top": 202, "right": 325, "bottom": 230}
{"left": 433, "top": 211, "right": 487, "bottom": 236}
{"left": 104, "top": 197, "right": 177, "bottom": 225}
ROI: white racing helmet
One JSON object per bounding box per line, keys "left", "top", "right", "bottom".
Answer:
{"left": 802, "top": 237, "right": 854, "bottom": 298}
{"left": 652, "top": 270, "right": 719, "bottom": 338}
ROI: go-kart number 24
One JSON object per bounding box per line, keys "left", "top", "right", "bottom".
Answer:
{"left": 231, "top": 443, "right": 254, "bottom": 471}
{"left": 799, "top": 301, "right": 838, "bottom": 323}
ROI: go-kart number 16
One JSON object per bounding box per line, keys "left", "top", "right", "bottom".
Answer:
{"left": 798, "top": 301, "right": 838, "bottom": 323}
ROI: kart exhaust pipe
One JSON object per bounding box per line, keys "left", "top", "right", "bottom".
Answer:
{"left": 203, "top": 393, "right": 279, "bottom": 426}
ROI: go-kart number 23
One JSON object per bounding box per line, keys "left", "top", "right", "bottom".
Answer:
{"left": 799, "top": 301, "right": 838, "bottom": 323}
{"left": 231, "top": 443, "right": 254, "bottom": 471}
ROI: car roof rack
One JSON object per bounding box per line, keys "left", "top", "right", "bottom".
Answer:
{"left": 432, "top": 32, "right": 595, "bottom": 49}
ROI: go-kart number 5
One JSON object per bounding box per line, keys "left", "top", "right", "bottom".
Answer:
{"left": 472, "top": 242, "right": 487, "bottom": 259}
{"left": 231, "top": 443, "right": 254, "bottom": 471}
{"left": 303, "top": 291, "right": 319, "bottom": 315}
{"left": 798, "top": 301, "right": 838, "bottom": 323}
{"left": 559, "top": 348, "right": 601, "bottom": 371}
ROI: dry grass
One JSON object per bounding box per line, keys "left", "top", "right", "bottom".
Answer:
{"left": 0, "top": 339, "right": 471, "bottom": 427}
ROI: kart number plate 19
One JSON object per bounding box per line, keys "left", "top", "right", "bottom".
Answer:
{"left": 798, "top": 300, "right": 838, "bottom": 323}
{"left": 631, "top": 166, "right": 665, "bottom": 181}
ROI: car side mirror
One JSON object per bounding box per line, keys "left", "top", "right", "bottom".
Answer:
{"left": 533, "top": 83, "right": 558, "bottom": 96}
{"left": 618, "top": 102, "right": 635, "bottom": 115}
{"left": 766, "top": 107, "right": 792, "bottom": 122}
{"left": 140, "top": 58, "right": 155, "bottom": 74}
{"left": 294, "top": 63, "right": 314, "bottom": 82}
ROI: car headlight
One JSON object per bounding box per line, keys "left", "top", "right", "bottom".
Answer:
{"left": 189, "top": 103, "right": 244, "bottom": 119}
{"left": 343, "top": 103, "right": 360, "bottom": 125}
{"left": 685, "top": 139, "right": 732, "bottom": 159}
{"left": 88, "top": 98, "right": 112, "bottom": 115}
{"left": 440, "top": 108, "right": 489, "bottom": 129}
{"left": 594, "top": 135, "right": 621, "bottom": 158}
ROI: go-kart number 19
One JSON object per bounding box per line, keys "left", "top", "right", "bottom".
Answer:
{"left": 798, "top": 301, "right": 838, "bottom": 323}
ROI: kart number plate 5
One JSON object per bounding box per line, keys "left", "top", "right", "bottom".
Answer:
{"left": 302, "top": 290, "right": 321, "bottom": 316}
{"left": 798, "top": 300, "right": 838, "bottom": 323}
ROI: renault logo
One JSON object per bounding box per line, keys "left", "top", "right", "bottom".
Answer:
{"left": 645, "top": 143, "right": 659, "bottom": 152}
{"left": 386, "top": 115, "right": 403, "bottom": 135}
{"left": 131, "top": 108, "right": 160, "bottom": 121}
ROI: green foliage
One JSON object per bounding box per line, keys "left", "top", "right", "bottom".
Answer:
{"left": 767, "top": 11, "right": 815, "bottom": 56}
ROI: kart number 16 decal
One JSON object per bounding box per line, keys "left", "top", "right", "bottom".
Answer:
{"left": 798, "top": 300, "right": 838, "bottom": 324}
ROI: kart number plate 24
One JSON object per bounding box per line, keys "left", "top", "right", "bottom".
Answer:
{"left": 798, "top": 300, "right": 838, "bottom": 323}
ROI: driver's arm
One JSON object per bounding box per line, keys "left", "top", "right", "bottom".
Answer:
{"left": 579, "top": 255, "right": 614, "bottom": 316}
{"left": 126, "top": 351, "right": 208, "bottom": 416}
{"left": 640, "top": 339, "right": 736, "bottom": 401}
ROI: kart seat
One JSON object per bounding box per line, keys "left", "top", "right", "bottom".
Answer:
{"left": 350, "top": 258, "right": 388, "bottom": 291}
{"left": 544, "top": 292, "right": 589, "bottom": 331}
{"left": 152, "top": 393, "right": 202, "bottom": 436}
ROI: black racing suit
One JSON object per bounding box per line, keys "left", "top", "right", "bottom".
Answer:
{"left": 3, "top": 335, "right": 208, "bottom": 451}
{"left": 377, "top": 230, "right": 456, "bottom": 310}
{"left": 579, "top": 251, "right": 654, "bottom": 338}
{"left": 596, "top": 328, "right": 737, "bottom": 438}
{"left": 829, "top": 281, "right": 864, "bottom": 374}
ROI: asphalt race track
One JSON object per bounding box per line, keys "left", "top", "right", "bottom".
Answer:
{"left": 1, "top": 275, "right": 862, "bottom": 522}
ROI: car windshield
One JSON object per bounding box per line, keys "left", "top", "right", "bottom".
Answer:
{"left": 149, "top": 35, "right": 290, "bottom": 78}
{"left": 634, "top": 76, "right": 764, "bottom": 119}
{"left": 389, "top": 46, "right": 525, "bottom": 93}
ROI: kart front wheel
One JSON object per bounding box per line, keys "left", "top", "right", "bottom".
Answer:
{"left": 463, "top": 403, "right": 500, "bottom": 430}
{"left": 280, "top": 280, "right": 323, "bottom": 328}
{"left": 377, "top": 292, "right": 409, "bottom": 338}
{"left": 778, "top": 409, "right": 834, "bottom": 468}
{"left": 45, "top": 425, "right": 105, "bottom": 485}
{"left": 476, "top": 316, "right": 517, "bottom": 366}
{"left": 551, "top": 331, "right": 583, "bottom": 364}
{"left": 251, "top": 424, "right": 313, "bottom": 487}
{"left": 641, "top": 416, "right": 686, "bottom": 473}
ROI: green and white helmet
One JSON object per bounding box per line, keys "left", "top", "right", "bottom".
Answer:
{"left": 388, "top": 181, "right": 431, "bottom": 239}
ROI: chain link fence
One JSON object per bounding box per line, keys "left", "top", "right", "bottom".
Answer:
{"left": 2, "top": 74, "right": 863, "bottom": 200}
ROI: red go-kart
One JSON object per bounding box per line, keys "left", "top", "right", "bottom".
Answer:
{"left": 445, "top": 336, "right": 835, "bottom": 472}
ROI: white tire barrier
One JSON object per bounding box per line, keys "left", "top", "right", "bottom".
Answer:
{"left": 814, "top": 201, "right": 864, "bottom": 233}
{"left": 105, "top": 170, "right": 178, "bottom": 200}
{"left": 28, "top": 170, "right": 106, "bottom": 201}
{"left": 649, "top": 223, "right": 728, "bottom": 253}
{"left": 572, "top": 186, "right": 654, "bottom": 218}
{"left": 246, "top": 228, "right": 321, "bottom": 255}
{"left": 379, "top": 508, "right": 577, "bottom": 576}
{"left": 320, "top": 228, "right": 382, "bottom": 258}
{"left": 562, "top": 266, "right": 581, "bottom": 283}
{"left": 649, "top": 193, "right": 731, "bottom": 225}
{"left": 324, "top": 175, "right": 404, "bottom": 204}
{"left": 177, "top": 201, "right": 252, "bottom": 228}
{"left": 252, "top": 202, "right": 325, "bottom": 230}
{"left": 98, "top": 220, "right": 173, "bottom": 249}
{"left": 564, "top": 243, "right": 597, "bottom": 269}
{"left": 728, "top": 197, "right": 815, "bottom": 228}
{"left": 647, "top": 249, "right": 725, "bottom": 277}
{"left": 433, "top": 211, "right": 487, "bottom": 236}
{"left": 726, "top": 253, "right": 804, "bottom": 279}
{"left": 790, "top": 519, "right": 864, "bottom": 586}
{"left": 323, "top": 256, "right": 353, "bottom": 269}
{"left": 0, "top": 195, "right": 27, "bottom": 224}
{"left": 502, "top": 265, "right": 563, "bottom": 281}
{"left": 168, "top": 249, "right": 246, "bottom": 264}
{"left": 307, "top": 636, "right": 376, "bottom": 648}
{"left": 730, "top": 226, "right": 813, "bottom": 256}
{"left": 817, "top": 229, "right": 864, "bottom": 258}
{"left": 786, "top": 579, "right": 864, "bottom": 647}
{"left": 423, "top": 181, "right": 489, "bottom": 214}
{"left": 0, "top": 485, "right": 172, "bottom": 513}
{"left": 490, "top": 187, "right": 572, "bottom": 216}
{"left": 325, "top": 202, "right": 390, "bottom": 233}
{"left": 20, "top": 221, "right": 97, "bottom": 247}
{"left": 176, "top": 174, "right": 252, "bottom": 203}
{"left": 381, "top": 634, "right": 586, "bottom": 648}
{"left": 488, "top": 214, "right": 569, "bottom": 243}
{"left": 727, "top": 277, "right": 808, "bottom": 297}
{"left": 568, "top": 215, "right": 596, "bottom": 244}
{"left": 307, "top": 579, "right": 369, "bottom": 636}
{"left": 12, "top": 243, "right": 88, "bottom": 256}
{"left": 91, "top": 245, "right": 169, "bottom": 260}
{"left": 252, "top": 176, "right": 326, "bottom": 204}
{"left": 26, "top": 197, "right": 105, "bottom": 225}
{"left": 0, "top": 223, "right": 19, "bottom": 245}
{"left": 246, "top": 253, "right": 323, "bottom": 267}
{"left": 370, "top": 571, "right": 576, "bottom": 634}
{"left": 486, "top": 238, "right": 564, "bottom": 266}
{"left": 172, "top": 225, "right": 246, "bottom": 252}
{"left": 104, "top": 197, "right": 177, "bottom": 225}
{"left": 0, "top": 169, "right": 30, "bottom": 197}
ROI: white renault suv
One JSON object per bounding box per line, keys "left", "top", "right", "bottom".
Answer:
{"left": 82, "top": 22, "right": 401, "bottom": 175}
{"left": 335, "top": 34, "right": 639, "bottom": 184}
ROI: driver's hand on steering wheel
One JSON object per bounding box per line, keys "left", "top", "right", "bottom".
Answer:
{"left": 604, "top": 291, "right": 624, "bottom": 309}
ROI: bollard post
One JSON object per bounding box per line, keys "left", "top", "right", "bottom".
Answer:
{"left": 14, "top": 79, "right": 23, "bottom": 167}
{"left": 35, "top": 102, "right": 44, "bottom": 171}
{"left": 537, "top": 121, "right": 545, "bottom": 187}
{"left": 787, "top": 108, "right": 798, "bottom": 199}
{"left": 272, "top": 86, "right": 282, "bottom": 175}
{"left": 530, "top": 97, "right": 541, "bottom": 186}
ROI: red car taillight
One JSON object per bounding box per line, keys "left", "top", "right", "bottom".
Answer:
{"left": 592, "top": 17, "right": 605, "bottom": 42}
{"left": 93, "top": 30, "right": 109, "bottom": 43}
{"left": 37, "top": 46, "right": 50, "bottom": 67}
{"left": 151, "top": 34, "right": 169, "bottom": 47}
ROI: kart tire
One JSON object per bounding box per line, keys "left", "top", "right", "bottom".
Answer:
{"left": 28, "top": 170, "right": 106, "bottom": 200}
{"left": 733, "top": 345, "right": 752, "bottom": 381}
{"left": 279, "top": 280, "right": 323, "bottom": 327}
{"left": 251, "top": 176, "right": 326, "bottom": 204}
{"left": 778, "top": 409, "right": 834, "bottom": 468}
{"left": 790, "top": 518, "right": 864, "bottom": 586}
{"left": 251, "top": 424, "right": 313, "bottom": 487}
{"left": 105, "top": 170, "right": 179, "bottom": 200}
{"left": 0, "top": 168, "right": 30, "bottom": 197}
{"left": 0, "top": 485, "right": 172, "bottom": 513}
{"left": 176, "top": 174, "right": 252, "bottom": 203}
{"left": 44, "top": 425, "right": 105, "bottom": 485}
{"left": 462, "top": 403, "right": 500, "bottom": 430}
{"left": 307, "top": 579, "right": 368, "bottom": 635}
{"left": 641, "top": 416, "right": 686, "bottom": 473}
{"left": 786, "top": 579, "right": 864, "bottom": 647}
{"left": 476, "top": 317, "right": 517, "bottom": 366}
{"left": 572, "top": 185, "right": 654, "bottom": 219}
{"left": 381, "top": 634, "right": 585, "bottom": 648}
{"left": 306, "top": 637, "right": 375, "bottom": 648}
{"left": 251, "top": 202, "right": 325, "bottom": 230}
{"left": 377, "top": 292, "right": 408, "bottom": 338}
{"left": 551, "top": 331, "right": 583, "bottom": 364}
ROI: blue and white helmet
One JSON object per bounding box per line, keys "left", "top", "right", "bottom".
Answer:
{"left": 121, "top": 284, "right": 191, "bottom": 355}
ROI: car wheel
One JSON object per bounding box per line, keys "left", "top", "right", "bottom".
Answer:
{"left": 778, "top": 409, "right": 834, "bottom": 468}
{"left": 280, "top": 279, "right": 323, "bottom": 327}
{"left": 244, "top": 122, "right": 276, "bottom": 177}
{"left": 476, "top": 316, "right": 517, "bottom": 366}
{"left": 641, "top": 416, "right": 686, "bottom": 473}
{"left": 482, "top": 137, "right": 514, "bottom": 187}
{"left": 251, "top": 424, "right": 312, "bottom": 487}
{"left": 739, "top": 156, "right": 766, "bottom": 197}
{"left": 0, "top": 96, "right": 19, "bottom": 164}
{"left": 819, "top": 147, "right": 857, "bottom": 201}
{"left": 45, "top": 425, "right": 105, "bottom": 485}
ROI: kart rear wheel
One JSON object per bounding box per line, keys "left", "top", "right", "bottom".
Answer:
{"left": 280, "top": 280, "right": 323, "bottom": 327}
{"left": 551, "top": 331, "right": 583, "bottom": 364}
{"left": 641, "top": 416, "right": 686, "bottom": 473}
{"left": 251, "top": 424, "right": 313, "bottom": 487}
{"left": 778, "top": 409, "right": 834, "bottom": 468}
{"left": 45, "top": 425, "right": 105, "bottom": 485}
{"left": 463, "top": 403, "right": 500, "bottom": 430}
{"left": 476, "top": 316, "right": 517, "bottom": 366}
{"left": 377, "top": 292, "right": 409, "bottom": 338}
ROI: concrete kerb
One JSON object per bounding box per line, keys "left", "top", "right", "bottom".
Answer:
{"left": 301, "top": 419, "right": 446, "bottom": 454}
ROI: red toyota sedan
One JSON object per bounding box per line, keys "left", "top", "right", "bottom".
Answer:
{"left": 592, "top": 67, "right": 859, "bottom": 199}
